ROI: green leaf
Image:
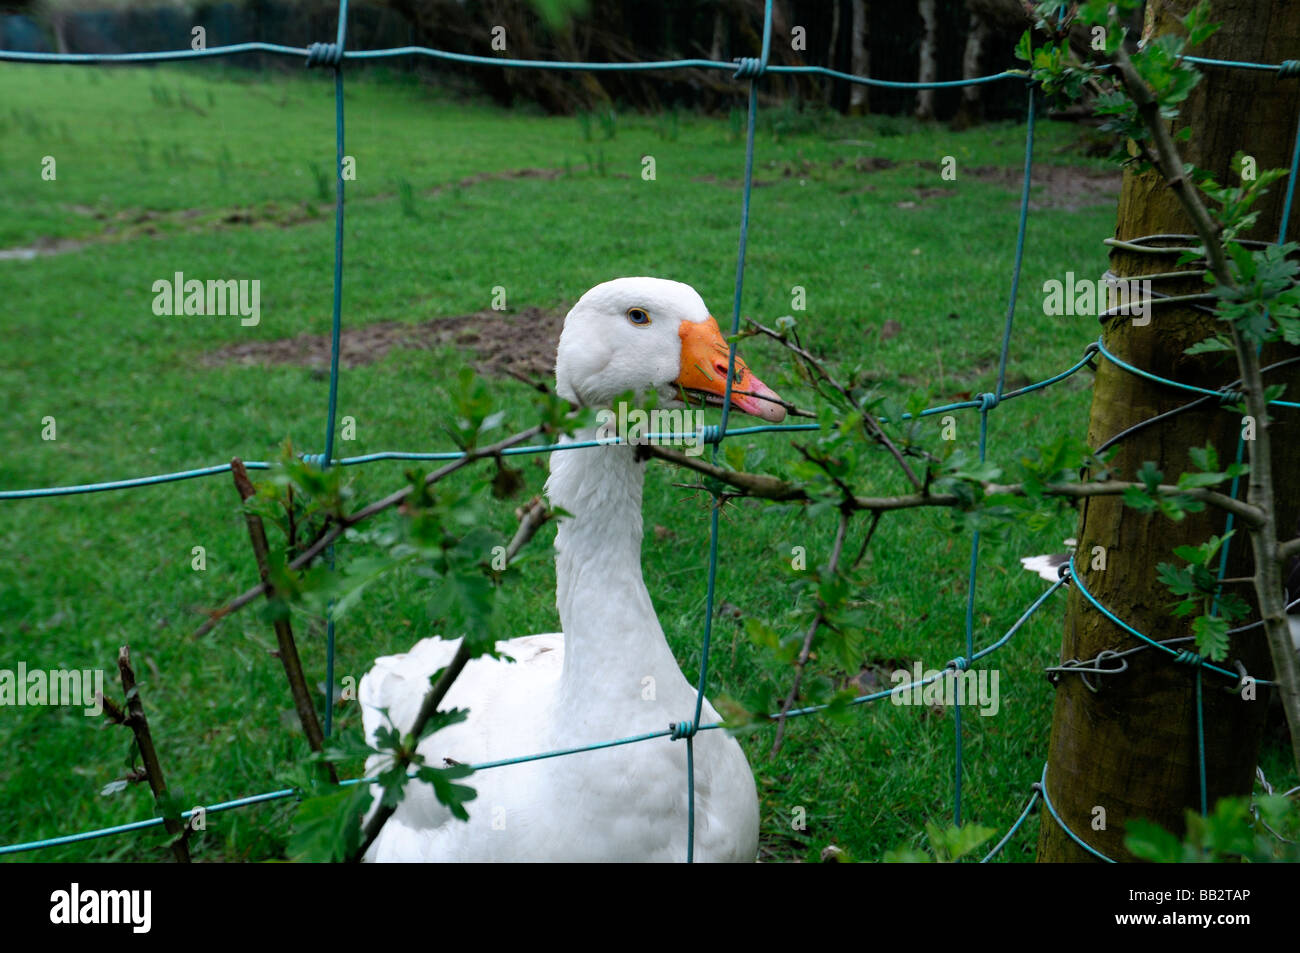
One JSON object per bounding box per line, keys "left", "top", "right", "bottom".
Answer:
{"left": 1123, "top": 486, "right": 1157, "bottom": 512}
{"left": 1157, "top": 496, "right": 1198, "bottom": 521}
{"left": 1156, "top": 561, "right": 1198, "bottom": 597}
{"left": 1192, "top": 613, "right": 1230, "bottom": 661}
{"left": 320, "top": 730, "right": 379, "bottom": 765}
{"left": 324, "top": 554, "right": 415, "bottom": 620}
{"left": 1125, "top": 795, "right": 1300, "bottom": 862}
{"left": 1179, "top": 0, "right": 1220, "bottom": 47}
{"left": 413, "top": 764, "right": 477, "bottom": 821}
{"left": 426, "top": 569, "right": 498, "bottom": 653}
{"left": 1184, "top": 335, "right": 1233, "bottom": 355}
{"left": 376, "top": 761, "right": 411, "bottom": 809}
{"left": 923, "top": 819, "right": 996, "bottom": 862}
{"left": 416, "top": 705, "right": 469, "bottom": 742}
{"left": 1187, "top": 444, "right": 1218, "bottom": 473}
{"left": 1125, "top": 818, "right": 1184, "bottom": 863}
{"left": 371, "top": 718, "right": 402, "bottom": 754}
{"left": 1216, "top": 592, "right": 1251, "bottom": 623}
{"left": 289, "top": 784, "right": 373, "bottom": 863}
{"left": 882, "top": 847, "right": 932, "bottom": 863}
{"left": 1014, "top": 30, "right": 1033, "bottom": 63}
{"left": 1136, "top": 460, "right": 1163, "bottom": 491}
{"left": 1177, "top": 471, "right": 1230, "bottom": 490}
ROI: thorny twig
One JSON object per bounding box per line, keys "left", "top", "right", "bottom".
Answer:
{"left": 770, "top": 508, "right": 852, "bottom": 757}
{"left": 1110, "top": 40, "right": 1300, "bottom": 776}
{"left": 645, "top": 444, "right": 1263, "bottom": 523}
{"left": 190, "top": 424, "right": 544, "bottom": 640}
{"left": 744, "top": 316, "right": 926, "bottom": 490}
{"left": 231, "top": 458, "right": 337, "bottom": 783}
{"left": 103, "top": 646, "right": 191, "bottom": 863}
{"left": 349, "top": 641, "right": 471, "bottom": 863}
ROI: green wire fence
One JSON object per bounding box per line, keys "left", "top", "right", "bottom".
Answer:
{"left": 2, "top": 0, "right": 1297, "bottom": 863}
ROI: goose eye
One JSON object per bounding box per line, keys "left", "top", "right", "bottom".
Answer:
{"left": 626, "top": 308, "right": 651, "bottom": 326}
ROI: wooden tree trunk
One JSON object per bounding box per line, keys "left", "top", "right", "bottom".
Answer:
{"left": 1037, "top": 0, "right": 1300, "bottom": 862}
{"left": 953, "top": 9, "right": 990, "bottom": 129}
{"left": 52, "top": 13, "right": 69, "bottom": 54}
{"left": 826, "top": 0, "right": 842, "bottom": 107}
{"left": 710, "top": 3, "right": 726, "bottom": 61}
{"left": 849, "top": 0, "right": 870, "bottom": 114}
{"left": 915, "top": 0, "right": 938, "bottom": 119}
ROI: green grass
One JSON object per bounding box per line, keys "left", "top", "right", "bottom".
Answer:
{"left": 3, "top": 62, "right": 1278, "bottom": 863}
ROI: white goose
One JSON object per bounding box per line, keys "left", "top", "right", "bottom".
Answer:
{"left": 359, "top": 277, "right": 786, "bottom": 862}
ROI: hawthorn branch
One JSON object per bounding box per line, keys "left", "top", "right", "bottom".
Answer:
{"left": 504, "top": 496, "right": 552, "bottom": 564}
{"left": 348, "top": 639, "right": 473, "bottom": 864}
{"left": 744, "top": 317, "right": 925, "bottom": 490}
{"left": 645, "top": 445, "right": 1265, "bottom": 524}
{"left": 231, "top": 458, "right": 336, "bottom": 783}
{"left": 770, "top": 508, "right": 851, "bottom": 758}
{"left": 1111, "top": 43, "right": 1232, "bottom": 286}
{"left": 1111, "top": 39, "right": 1300, "bottom": 774}
{"left": 191, "top": 424, "right": 544, "bottom": 640}
{"left": 850, "top": 510, "right": 884, "bottom": 572}
{"left": 113, "top": 646, "right": 190, "bottom": 863}
{"left": 744, "top": 317, "right": 833, "bottom": 379}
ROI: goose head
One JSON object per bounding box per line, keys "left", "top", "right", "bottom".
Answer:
{"left": 555, "top": 277, "right": 786, "bottom": 422}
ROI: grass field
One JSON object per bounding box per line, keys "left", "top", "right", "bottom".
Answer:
{"left": 3, "top": 61, "right": 1284, "bottom": 862}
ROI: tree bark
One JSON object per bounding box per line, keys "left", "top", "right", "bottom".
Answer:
{"left": 51, "top": 13, "right": 68, "bottom": 54}
{"left": 710, "top": 2, "right": 726, "bottom": 61}
{"left": 826, "top": 0, "right": 841, "bottom": 108}
{"left": 849, "top": 0, "right": 869, "bottom": 114}
{"left": 915, "top": 0, "right": 938, "bottom": 119}
{"left": 953, "top": 9, "right": 990, "bottom": 129}
{"left": 1037, "top": 0, "right": 1300, "bottom": 862}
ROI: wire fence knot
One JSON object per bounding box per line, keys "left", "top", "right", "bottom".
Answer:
{"left": 1173, "top": 648, "right": 1204, "bottom": 667}
{"left": 306, "top": 42, "right": 344, "bottom": 68}
{"left": 732, "top": 57, "right": 766, "bottom": 79}
{"left": 669, "top": 720, "right": 697, "bottom": 741}
{"left": 947, "top": 655, "right": 970, "bottom": 672}
{"left": 698, "top": 424, "right": 724, "bottom": 445}
{"left": 299, "top": 452, "right": 328, "bottom": 467}
{"left": 1045, "top": 649, "right": 1127, "bottom": 692}
{"left": 1279, "top": 59, "right": 1300, "bottom": 79}
{"left": 977, "top": 392, "right": 1000, "bottom": 411}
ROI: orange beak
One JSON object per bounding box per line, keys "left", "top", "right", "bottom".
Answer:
{"left": 675, "top": 317, "right": 786, "bottom": 423}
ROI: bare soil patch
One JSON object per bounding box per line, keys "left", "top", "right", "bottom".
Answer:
{"left": 200, "top": 307, "right": 564, "bottom": 382}
{"left": 964, "top": 163, "right": 1121, "bottom": 210}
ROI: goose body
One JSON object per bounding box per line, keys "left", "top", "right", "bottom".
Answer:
{"left": 359, "top": 278, "right": 785, "bottom": 862}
